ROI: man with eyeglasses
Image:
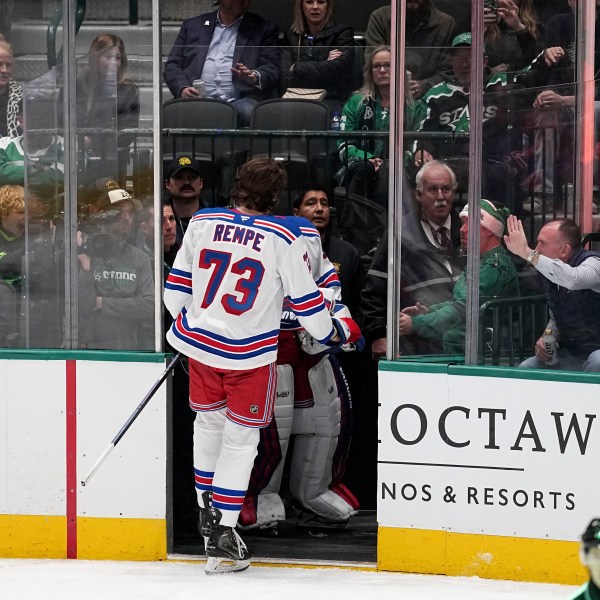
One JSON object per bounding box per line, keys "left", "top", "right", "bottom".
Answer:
{"left": 364, "top": 0, "right": 456, "bottom": 99}
{"left": 362, "top": 161, "right": 464, "bottom": 360}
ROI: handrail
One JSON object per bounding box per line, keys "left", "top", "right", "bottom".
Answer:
{"left": 478, "top": 294, "right": 546, "bottom": 315}
{"left": 158, "top": 128, "right": 470, "bottom": 142}
{"left": 478, "top": 294, "right": 548, "bottom": 367}
{"left": 47, "top": 0, "right": 87, "bottom": 69}
{"left": 582, "top": 231, "right": 600, "bottom": 248}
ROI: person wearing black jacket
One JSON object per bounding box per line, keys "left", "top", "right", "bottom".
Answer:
{"left": 293, "top": 183, "right": 370, "bottom": 508}
{"left": 361, "top": 161, "right": 464, "bottom": 360}
{"left": 163, "top": 0, "right": 280, "bottom": 127}
{"left": 281, "top": 0, "right": 355, "bottom": 114}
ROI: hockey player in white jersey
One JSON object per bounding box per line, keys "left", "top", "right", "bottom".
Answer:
{"left": 164, "top": 159, "right": 359, "bottom": 574}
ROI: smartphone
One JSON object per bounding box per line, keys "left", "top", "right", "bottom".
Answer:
{"left": 484, "top": 0, "right": 497, "bottom": 14}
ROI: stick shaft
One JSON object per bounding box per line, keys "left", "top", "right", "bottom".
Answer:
{"left": 80, "top": 444, "right": 114, "bottom": 486}
{"left": 111, "top": 353, "right": 181, "bottom": 446}
{"left": 80, "top": 353, "right": 181, "bottom": 486}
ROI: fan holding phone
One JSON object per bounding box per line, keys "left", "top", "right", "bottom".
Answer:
{"left": 484, "top": 0, "right": 542, "bottom": 74}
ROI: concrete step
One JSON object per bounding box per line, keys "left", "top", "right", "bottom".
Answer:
{"left": 11, "top": 20, "right": 181, "bottom": 58}
{"left": 13, "top": 52, "right": 162, "bottom": 85}
{"left": 39, "top": 0, "right": 215, "bottom": 22}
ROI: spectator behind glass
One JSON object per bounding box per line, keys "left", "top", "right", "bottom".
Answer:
{"left": 504, "top": 217, "right": 600, "bottom": 372}
{"left": 399, "top": 200, "right": 520, "bottom": 354}
{"left": 76, "top": 34, "right": 140, "bottom": 184}
{"left": 364, "top": 1, "right": 456, "bottom": 100}
{"left": 484, "top": 0, "right": 543, "bottom": 74}
{"left": 0, "top": 38, "right": 22, "bottom": 138}
{"left": 337, "top": 46, "right": 391, "bottom": 208}
{"left": 0, "top": 183, "right": 24, "bottom": 288}
{"left": 524, "top": 0, "right": 600, "bottom": 208}
{"left": 77, "top": 188, "right": 153, "bottom": 351}
{"left": 281, "top": 0, "right": 355, "bottom": 114}
{"left": 0, "top": 184, "right": 24, "bottom": 345}
{"left": 362, "top": 162, "right": 464, "bottom": 360}
{"left": 0, "top": 103, "right": 64, "bottom": 188}
{"left": 411, "top": 32, "right": 559, "bottom": 213}
{"left": 162, "top": 0, "right": 280, "bottom": 127}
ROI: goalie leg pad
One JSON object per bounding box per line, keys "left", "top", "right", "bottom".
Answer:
{"left": 289, "top": 356, "right": 358, "bottom": 523}
{"left": 239, "top": 364, "right": 294, "bottom": 529}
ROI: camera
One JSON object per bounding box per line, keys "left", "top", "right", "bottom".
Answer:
{"left": 89, "top": 233, "right": 121, "bottom": 257}
{"left": 78, "top": 210, "right": 122, "bottom": 257}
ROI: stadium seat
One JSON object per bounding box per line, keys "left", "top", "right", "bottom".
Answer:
{"left": 162, "top": 98, "right": 237, "bottom": 205}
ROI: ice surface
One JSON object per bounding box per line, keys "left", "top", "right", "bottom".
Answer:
{"left": 0, "top": 558, "right": 579, "bottom": 600}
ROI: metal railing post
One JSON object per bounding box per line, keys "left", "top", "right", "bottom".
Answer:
{"left": 129, "top": 0, "right": 139, "bottom": 25}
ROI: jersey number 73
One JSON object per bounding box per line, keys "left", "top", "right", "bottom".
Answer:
{"left": 199, "top": 249, "right": 265, "bottom": 316}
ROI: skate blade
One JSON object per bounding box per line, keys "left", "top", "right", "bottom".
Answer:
{"left": 204, "top": 557, "right": 251, "bottom": 575}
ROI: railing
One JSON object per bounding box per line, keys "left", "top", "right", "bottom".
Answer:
{"left": 46, "top": 0, "right": 87, "bottom": 68}
{"left": 156, "top": 128, "right": 470, "bottom": 210}
{"left": 479, "top": 295, "right": 548, "bottom": 367}
{"left": 129, "top": 124, "right": 577, "bottom": 246}
{"left": 129, "top": 0, "right": 138, "bottom": 25}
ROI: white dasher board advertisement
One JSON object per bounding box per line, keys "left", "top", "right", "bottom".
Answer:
{"left": 378, "top": 368, "right": 600, "bottom": 541}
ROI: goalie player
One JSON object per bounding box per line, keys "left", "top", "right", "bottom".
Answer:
{"left": 164, "top": 159, "right": 361, "bottom": 574}
{"left": 238, "top": 217, "right": 362, "bottom": 531}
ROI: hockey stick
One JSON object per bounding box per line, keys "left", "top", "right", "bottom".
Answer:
{"left": 80, "top": 352, "right": 181, "bottom": 487}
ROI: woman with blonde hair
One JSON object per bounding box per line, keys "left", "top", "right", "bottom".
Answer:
{"left": 281, "top": 0, "right": 355, "bottom": 113}
{"left": 0, "top": 37, "right": 22, "bottom": 138}
{"left": 484, "top": 0, "right": 542, "bottom": 72}
{"left": 336, "top": 47, "right": 392, "bottom": 208}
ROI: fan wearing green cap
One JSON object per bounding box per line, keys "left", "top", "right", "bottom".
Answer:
{"left": 568, "top": 518, "right": 600, "bottom": 600}
{"left": 411, "top": 30, "right": 560, "bottom": 212}
{"left": 363, "top": 1, "right": 456, "bottom": 99}
{"left": 399, "top": 199, "right": 520, "bottom": 353}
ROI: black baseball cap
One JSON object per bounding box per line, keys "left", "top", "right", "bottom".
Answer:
{"left": 165, "top": 156, "right": 203, "bottom": 179}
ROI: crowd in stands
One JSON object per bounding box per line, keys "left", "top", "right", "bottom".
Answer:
{"left": 0, "top": 0, "right": 600, "bottom": 357}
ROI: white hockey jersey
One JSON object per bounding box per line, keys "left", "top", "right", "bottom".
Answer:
{"left": 164, "top": 208, "right": 337, "bottom": 369}
{"left": 280, "top": 216, "right": 342, "bottom": 330}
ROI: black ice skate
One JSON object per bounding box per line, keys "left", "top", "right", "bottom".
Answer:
{"left": 198, "top": 491, "right": 212, "bottom": 549}
{"left": 204, "top": 505, "right": 251, "bottom": 575}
